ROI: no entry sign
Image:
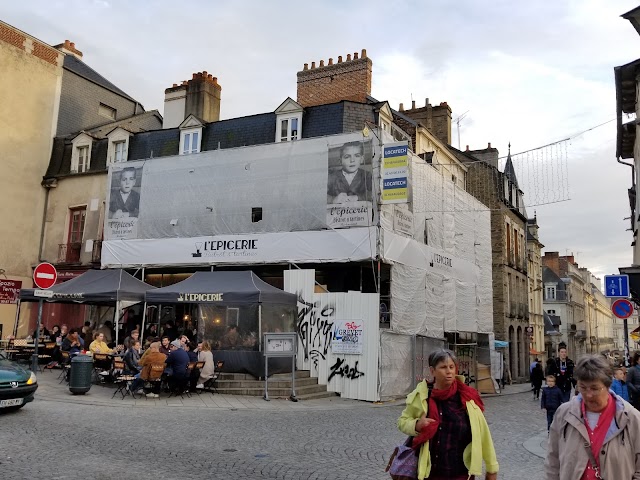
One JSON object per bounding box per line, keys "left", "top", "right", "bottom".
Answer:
{"left": 612, "top": 298, "right": 634, "bottom": 319}
{"left": 33, "top": 262, "right": 57, "bottom": 289}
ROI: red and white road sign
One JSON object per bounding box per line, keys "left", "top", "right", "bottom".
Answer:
{"left": 33, "top": 262, "right": 57, "bottom": 289}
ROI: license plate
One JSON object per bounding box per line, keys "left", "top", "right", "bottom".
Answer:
{"left": 0, "top": 398, "right": 23, "bottom": 408}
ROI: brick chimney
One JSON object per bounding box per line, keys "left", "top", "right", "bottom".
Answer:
{"left": 53, "top": 40, "right": 83, "bottom": 60}
{"left": 163, "top": 72, "right": 221, "bottom": 129}
{"left": 467, "top": 142, "right": 499, "bottom": 169}
{"left": 542, "top": 252, "right": 560, "bottom": 277}
{"left": 401, "top": 98, "right": 452, "bottom": 146}
{"left": 296, "top": 49, "right": 372, "bottom": 107}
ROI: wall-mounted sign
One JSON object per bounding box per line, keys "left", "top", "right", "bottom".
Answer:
{"left": 381, "top": 142, "right": 408, "bottom": 204}
{"left": 0, "top": 280, "right": 21, "bottom": 305}
{"left": 393, "top": 206, "right": 413, "bottom": 237}
{"left": 331, "top": 320, "right": 364, "bottom": 355}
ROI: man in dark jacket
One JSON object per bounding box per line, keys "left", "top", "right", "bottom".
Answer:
{"left": 548, "top": 346, "right": 575, "bottom": 403}
{"left": 165, "top": 340, "right": 190, "bottom": 392}
{"left": 124, "top": 340, "right": 144, "bottom": 394}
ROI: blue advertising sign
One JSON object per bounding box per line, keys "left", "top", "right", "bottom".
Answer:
{"left": 604, "top": 274, "right": 630, "bottom": 298}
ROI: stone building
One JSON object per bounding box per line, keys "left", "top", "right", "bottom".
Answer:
{"left": 449, "top": 146, "right": 529, "bottom": 379}
{"left": 0, "top": 21, "right": 64, "bottom": 339}
{"left": 527, "top": 216, "right": 545, "bottom": 360}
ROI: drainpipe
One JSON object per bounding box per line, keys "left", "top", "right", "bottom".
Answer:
{"left": 38, "top": 179, "right": 57, "bottom": 262}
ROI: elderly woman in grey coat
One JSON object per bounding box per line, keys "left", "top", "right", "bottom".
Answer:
{"left": 545, "top": 355, "right": 640, "bottom": 480}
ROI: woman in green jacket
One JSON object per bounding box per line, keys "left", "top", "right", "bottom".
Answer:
{"left": 397, "top": 349, "right": 499, "bottom": 480}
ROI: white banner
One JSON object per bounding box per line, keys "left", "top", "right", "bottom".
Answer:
{"left": 393, "top": 206, "right": 413, "bottom": 237}
{"left": 382, "top": 229, "right": 479, "bottom": 283}
{"left": 102, "top": 227, "right": 378, "bottom": 268}
{"left": 331, "top": 320, "right": 364, "bottom": 355}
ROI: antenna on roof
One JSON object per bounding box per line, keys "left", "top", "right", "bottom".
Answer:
{"left": 454, "top": 111, "right": 469, "bottom": 150}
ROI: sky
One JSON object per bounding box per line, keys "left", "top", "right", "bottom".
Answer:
{"left": 4, "top": 0, "right": 640, "bottom": 281}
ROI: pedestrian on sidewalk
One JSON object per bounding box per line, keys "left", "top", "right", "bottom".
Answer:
{"left": 611, "top": 367, "right": 629, "bottom": 402}
{"left": 531, "top": 362, "right": 544, "bottom": 400}
{"left": 547, "top": 345, "right": 575, "bottom": 403}
{"left": 626, "top": 352, "right": 640, "bottom": 409}
{"left": 540, "top": 375, "right": 562, "bottom": 431}
{"left": 544, "top": 355, "right": 640, "bottom": 480}
{"left": 397, "top": 348, "right": 499, "bottom": 480}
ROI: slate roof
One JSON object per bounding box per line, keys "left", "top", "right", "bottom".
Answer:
{"left": 542, "top": 266, "right": 565, "bottom": 289}
{"left": 64, "top": 55, "right": 138, "bottom": 103}
{"left": 503, "top": 152, "right": 520, "bottom": 189}
{"left": 44, "top": 100, "right": 386, "bottom": 178}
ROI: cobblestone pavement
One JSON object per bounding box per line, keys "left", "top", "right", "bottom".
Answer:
{"left": 0, "top": 384, "right": 546, "bottom": 479}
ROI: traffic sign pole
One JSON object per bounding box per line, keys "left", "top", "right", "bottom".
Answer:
{"left": 32, "top": 299, "right": 43, "bottom": 373}
{"left": 624, "top": 317, "right": 630, "bottom": 367}
{"left": 31, "top": 263, "right": 57, "bottom": 373}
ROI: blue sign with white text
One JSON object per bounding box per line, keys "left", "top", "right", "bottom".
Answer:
{"left": 604, "top": 274, "right": 630, "bottom": 298}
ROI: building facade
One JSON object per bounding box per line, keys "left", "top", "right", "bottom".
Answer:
{"left": 527, "top": 216, "right": 545, "bottom": 360}
{"left": 0, "top": 21, "right": 64, "bottom": 339}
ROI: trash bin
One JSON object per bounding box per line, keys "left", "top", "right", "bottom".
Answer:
{"left": 69, "top": 354, "right": 93, "bottom": 395}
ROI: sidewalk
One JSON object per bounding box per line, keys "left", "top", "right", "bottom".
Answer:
{"left": 524, "top": 430, "right": 547, "bottom": 458}
{"left": 482, "top": 382, "right": 534, "bottom": 398}
{"left": 33, "top": 369, "right": 382, "bottom": 411}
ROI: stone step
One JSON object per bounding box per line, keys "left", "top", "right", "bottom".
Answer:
{"left": 295, "top": 391, "right": 339, "bottom": 401}
{"left": 216, "top": 383, "right": 328, "bottom": 397}
{"left": 218, "top": 370, "right": 310, "bottom": 380}
{"left": 215, "top": 377, "right": 319, "bottom": 389}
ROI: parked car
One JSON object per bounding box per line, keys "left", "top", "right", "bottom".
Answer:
{"left": 0, "top": 353, "right": 37, "bottom": 412}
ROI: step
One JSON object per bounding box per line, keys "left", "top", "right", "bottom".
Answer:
{"left": 216, "top": 384, "right": 329, "bottom": 397}
{"left": 215, "top": 377, "right": 319, "bottom": 389}
{"left": 218, "top": 370, "right": 310, "bottom": 381}
{"left": 295, "top": 391, "right": 339, "bottom": 401}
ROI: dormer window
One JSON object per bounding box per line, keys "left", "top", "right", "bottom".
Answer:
{"left": 106, "top": 127, "right": 132, "bottom": 165}
{"left": 181, "top": 129, "right": 200, "bottom": 154}
{"left": 275, "top": 97, "right": 303, "bottom": 143}
{"left": 70, "top": 132, "right": 94, "bottom": 174}
{"left": 178, "top": 114, "right": 204, "bottom": 155}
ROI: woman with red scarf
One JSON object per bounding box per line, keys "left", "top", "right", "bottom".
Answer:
{"left": 398, "top": 349, "right": 499, "bottom": 480}
{"left": 545, "top": 355, "right": 640, "bottom": 479}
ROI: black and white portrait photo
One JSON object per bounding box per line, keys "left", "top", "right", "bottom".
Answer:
{"left": 109, "top": 166, "right": 142, "bottom": 220}
{"left": 326, "top": 140, "right": 373, "bottom": 204}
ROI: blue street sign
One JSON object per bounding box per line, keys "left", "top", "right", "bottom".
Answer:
{"left": 604, "top": 274, "right": 630, "bottom": 298}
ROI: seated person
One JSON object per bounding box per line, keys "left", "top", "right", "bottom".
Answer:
{"left": 219, "top": 325, "right": 240, "bottom": 350}
{"left": 139, "top": 342, "right": 166, "bottom": 398}
{"left": 185, "top": 341, "right": 198, "bottom": 362}
{"left": 179, "top": 335, "right": 189, "bottom": 350}
{"left": 89, "top": 332, "right": 114, "bottom": 354}
{"left": 165, "top": 339, "right": 190, "bottom": 390}
{"left": 33, "top": 324, "right": 50, "bottom": 341}
{"left": 61, "top": 329, "right": 83, "bottom": 356}
{"left": 159, "top": 336, "right": 171, "bottom": 356}
{"left": 124, "top": 340, "right": 144, "bottom": 394}
{"left": 82, "top": 321, "right": 93, "bottom": 349}
{"left": 196, "top": 341, "right": 215, "bottom": 389}
{"left": 123, "top": 330, "right": 140, "bottom": 350}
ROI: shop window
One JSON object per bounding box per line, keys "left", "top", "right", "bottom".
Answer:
{"left": 251, "top": 207, "right": 262, "bottom": 223}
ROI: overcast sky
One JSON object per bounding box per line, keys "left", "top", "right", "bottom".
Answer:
{"left": 4, "top": 0, "right": 640, "bottom": 282}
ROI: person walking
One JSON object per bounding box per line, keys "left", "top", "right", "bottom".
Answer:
{"left": 397, "top": 349, "right": 499, "bottom": 480}
{"left": 626, "top": 352, "right": 640, "bottom": 409}
{"left": 548, "top": 345, "right": 575, "bottom": 403}
{"left": 545, "top": 355, "right": 640, "bottom": 479}
{"left": 612, "top": 367, "right": 630, "bottom": 402}
{"left": 531, "top": 362, "right": 544, "bottom": 400}
{"left": 540, "top": 375, "right": 563, "bottom": 431}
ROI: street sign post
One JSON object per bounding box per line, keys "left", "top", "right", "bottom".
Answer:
{"left": 612, "top": 298, "right": 634, "bottom": 319}
{"left": 31, "top": 263, "right": 57, "bottom": 373}
{"left": 604, "top": 274, "right": 630, "bottom": 298}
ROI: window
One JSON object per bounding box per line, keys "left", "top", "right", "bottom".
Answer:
{"left": 251, "top": 207, "right": 263, "bottom": 223}
{"left": 77, "top": 145, "right": 90, "bottom": 172}
{"left": 180, "top": 129, "right": 201, "bottom": 155}
{"left": 279, "top": 117, "right": 300, "bottom": 142}
{"left": 68, "top": 207, "right": 86, "bottom": 244}
{"left": 380, "top": 119, "right": 390, "bottom": 132}
{"left": 98, "top": 103, "right": 116, "bottom": 120}
{"left": 114, "top": 141, "right": 126, "bottom": 163}
{"left": 545, "top": 286, "right": 556, "bottom": 301}
{"left": 547, "top": 310, "right": 556, "bottom": 315}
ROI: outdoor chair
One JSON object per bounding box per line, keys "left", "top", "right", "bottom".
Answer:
{"left": 111, "top": 359, "right": 139, "bottom": 399}
{"left": 58, "top": 351, "right": 71, "bottom": 383}
{"left": 143, "top": 363, "right": 165, "bottom": 399}
{"left": 202, "top": 360, "right": 224, "bottom": 394}
{"left": 92, "top": 353, "right": 111, "bottom": 384}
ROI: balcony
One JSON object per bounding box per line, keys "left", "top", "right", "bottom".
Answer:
{"left": 57, "top": 243, "right": 81, "bottom": 263}
{"left": 91, "top": 240, "right": 102, "bottom": 264}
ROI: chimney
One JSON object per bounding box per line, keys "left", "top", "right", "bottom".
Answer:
{"left": 296, "top": 48, "right": 372, "bottom": 107}
{"left": 53, "top": 40, "right": 83, "bottom": 60}
{"left": 162, "top": 71, "right": 222, "bottom": 129}
{"left": 466, "top": 143, "right": 499, "bottom": 169}
{"left": 400, "top": 98, "right": 452, "bottom": 146}
{"left": 542, "top": 252, "right": 560, "bottom": 277}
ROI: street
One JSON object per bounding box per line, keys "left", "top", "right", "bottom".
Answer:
{"left": 0, "top": 381, "right": 546, "bottom": 480}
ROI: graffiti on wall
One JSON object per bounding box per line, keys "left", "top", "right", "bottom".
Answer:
{"left": 328, "top": 357, "right": 365, "bottom": 382}
{"left": 296, "top": 292, "right": 335, "bottom": 368}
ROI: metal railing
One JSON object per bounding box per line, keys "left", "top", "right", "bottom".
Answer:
{"left": 57, "top": 243, "right": 81, "bottom": 263}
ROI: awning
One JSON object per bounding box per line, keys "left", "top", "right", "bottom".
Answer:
{"left": 145, "top": 271, "right": 298, "bottom": 305}
{"left": 20, "top": 269, "right": 155, "bottom": 305}
{"left": 494, "top": 340, "right": 509, "bottom": 348}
